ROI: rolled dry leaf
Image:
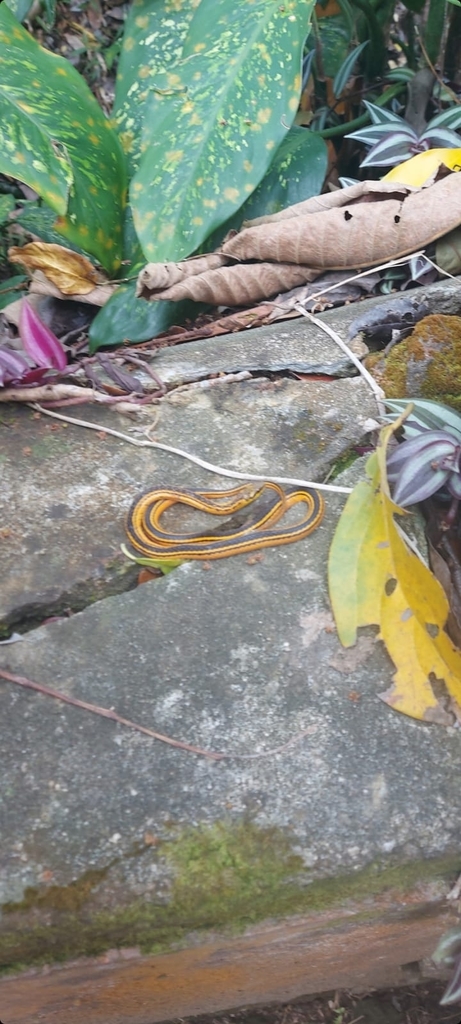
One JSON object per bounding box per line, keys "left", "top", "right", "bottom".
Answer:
{"left": 242, "top": 179, "right": 413, "bottom": 226}
{"left": 137, "top": 169, "right": 461, "bottom": 309}
{"left": 149, "top": 262, "right": 319, "bottom": 306}
{"left": 223, "top": 173, "right": 461, "bottom": 269}
{"left": 137, "top": 253, "right": 228, "bottom": 298}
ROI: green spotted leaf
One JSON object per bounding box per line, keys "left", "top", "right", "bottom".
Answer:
{"left": 114, "top": 0, "right": 200, "bottom": 177}
{"left": 130, "top": 0, "right": 314, "bottom": 263}
{"left": 204, "top": 125, "right": 327, "bottom": 250}
{"left": 0, "top": 4, "right": 127, "bottom": 272}
{"left": 0, "top": 194, "right": 15, "bottom": 225}
{"left": 88, "top": 279, "right": 205, "bottom": 351}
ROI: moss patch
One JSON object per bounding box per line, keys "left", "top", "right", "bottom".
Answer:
{"left": 366, "top": 314, "right": 461, "bottom": 410}
{"left": 0, "top": 820, "right": 458, "bottom": 974}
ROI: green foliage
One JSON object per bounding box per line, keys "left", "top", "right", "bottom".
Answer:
{"left": 0, "top": 3, "right": 126, "bottom": 273}
{"left": 127, "top": 0, "right": 314, "bottom": 263}
{"left": 0, "top": 0, "right": 321, "bottom": 345}
{"left": 88, "top": 280, "right": 205, "bottom": 352}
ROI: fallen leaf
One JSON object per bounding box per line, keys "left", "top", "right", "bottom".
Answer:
{"left": 9, "top": 242, "right": 106, "bottom": 295}
{"left": 328, "top": 412, "right": 461, "bottom": 725}
{"left": 137, "top": 171, "right": 461, "bottom": 307}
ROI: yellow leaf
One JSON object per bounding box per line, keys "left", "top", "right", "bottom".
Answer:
{"left": 329, "top": 414, "right": 461, "bottom": 725}
{"left": 8, "top": 242, "right": 105, "bottom": 295}
{"left": 383, "top": 148, "right": 461, "bottom": 187}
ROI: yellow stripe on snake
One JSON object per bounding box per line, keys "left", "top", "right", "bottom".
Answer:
{"left": 126, "top": 481, "right": 324, "bottom": 561}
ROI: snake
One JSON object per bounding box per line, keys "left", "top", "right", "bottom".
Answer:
{"left": 125, "top": 481, "right": 324, "bottom": 561}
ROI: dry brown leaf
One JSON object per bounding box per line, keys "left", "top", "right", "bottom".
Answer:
{"left": 8, "top": 242, "right": 106, "bottom": 295}
{"left": 29, "top": 269, "right": 115, "bottom": 307}
{"left": 137, "top": 171, "right": 461, "bottom": 308}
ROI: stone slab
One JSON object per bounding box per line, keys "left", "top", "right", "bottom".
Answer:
{"left": 149, "top": 278, "right": 461, "bottom": 384}
{"left": 2, "top": 280, "right": 461, "bottom": 1019}
{"left": 0, "top": 375, "right": 376, "bottom": 632}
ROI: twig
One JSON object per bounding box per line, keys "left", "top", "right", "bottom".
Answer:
{"left": 294, "top": 305, "right": 386, "bottom": 418}
{"left": 0, "top": 667, "right": 317, "bottom": 761}
{"left": 32, "top": 405, "right": 353, "bottom": 494}
{"left": 286, "top": 251, "right": 426, "bottom": 309}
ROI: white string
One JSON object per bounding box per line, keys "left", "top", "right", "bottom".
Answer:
{"left": 33, "top": 405, "right": 353, "bottom": 494}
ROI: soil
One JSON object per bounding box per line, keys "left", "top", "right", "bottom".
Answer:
{"left": 170, "top": 982, "right": 461, "bottom": 1024}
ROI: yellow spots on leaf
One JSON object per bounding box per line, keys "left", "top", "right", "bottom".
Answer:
{"left": 89, "top": 186, "right": 98, "bottom": 195}
{"left": 46, "top": 191, "right": 65, "bottom": 208}
{"left": 17, "top": 101, "right": 34, "bottom": 113}
{"left": 158, "top": 222, "right": 174, "bottom": 243}
{"left": 143, "top": 211, "right": 154, "bottom": 222}
{"left": 88, "top": 134, "right": 100, "bottom": 146}
{"left": 138, "top": 65, "right": 151, "bottom": 79}
{"left": 256, "top": 43, "right": 270, "bottom": 64}
{"left": 193, "top": 133, "right": 204, "bottom": 144}
{"left": 193, "top": 42, "right": 206, "bottom": 52}
{"left": 288, "top": 94, "right": 298, "bottom": 112}
{"left": 32, "top": 80, "right": 40, "bottom": 89}
{"left": 87, "top": 117, "right": 95, "bottom": 127}
{"left": 78, "top": 224, "right": 89, "bottom": 236}
{"left": 203, "top": 198, "right": 217, "bottom": 209}
{"left": 191, "top": 216, "right": 203, "bottom": 226}
{"left": 167, "top": 72, "right": 182, "bottom": 87}
{"left": 266, "top": 139, "right": 275, "bottom": 150}
{"left": 196, "top": 177, "right": 204, "bottom": 186}
{"left": 105, "top": 238, "right": 115, "bottom": 249}
{"left": 223, "top": 187, "right": 240, "bottom": 203}
{"left": 244, "top": 183, "right": 254, "bottom": 193}
{"left": 12, "top": 151, "right": 26, "bottom": 165}
{"left": 293, "top": 72, "right": 301, "bottom": 93}
{"left": 193, "top": 71, "right": 202, "bottom": 81}
{"left": 131, "top": 181, "right": 143, "bottom": 194}
{"left": 119, "top": 131, "right": 134, "bottom": 154}
{"left": 189, "top": 111, "right": 202, "bottom": 126}
{"left": 96, "top": 228, "right": 105, "bottom": 243}
{"left": 257, "top": 107, "right": 272, "bottom": 125}
{"left": 181, "top": 100, "right": 194, "bottom": 115}
{"left": 12, "top": 26, "right": 23, "bottom": 39}
{"left": 124, "top": 37, "right": 135, "bottom": 51}
{"left": 56, "top": 66, "right": 69, "bottom": 76}
{"left": 243, "top": 160, "right": 253, "bottom": 173}
{"left": 257, "top": 75, "right": 266, "bottom": 88}
{"left": 165, "top": 149, "right": 184, "bottom": 165}
{"left": 135, "top": 15, "right": 149, "bottom": 28}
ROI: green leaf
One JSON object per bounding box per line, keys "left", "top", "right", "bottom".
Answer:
{"left": 332, "top": 40, "right": 368, "bottom": 99}
{"left": 88, "top": 280, "right": 204, "bottom": 352}
{"left": 114, "top": 0, "right": 198, "bottom": 177}
{"left": 3, "top": 0, "right": 34, "bottom": 23}
{"left": 0, "top": 4, "right": 127, "bottom": 272}
{"left": 130, "top": 0, "right": 314, "bottom": 263}
{"left": 0, "top": 194, "right": 15, "bottom": 225}
{"left": 121, "top": 544, "right": 183, "bottom": 575}
{"left": 309, "top": 11, "right": 351, "bottom": 78}
{"left": 16, "top": 203, "right": 99, "bottom": 261}
{"left": 204, "top": 126, "right": 328, "bottom": 249}
{"left": 0, "top": 274, "right": 28, "bottom": 309}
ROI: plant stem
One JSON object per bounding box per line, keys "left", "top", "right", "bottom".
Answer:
{"left": 318, "top": 82, "right": 406, "bottom": 138}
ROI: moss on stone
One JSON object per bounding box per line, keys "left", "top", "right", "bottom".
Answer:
{"left": 0, "top": 820, "right": 458, "bottom": 974}
{"left": 366, "top": 314, "right": 461, "bottom": 409}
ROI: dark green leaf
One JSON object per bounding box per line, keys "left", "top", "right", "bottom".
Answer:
{"left": 0, "top": 4, "right": 126, "bottom": 272}
{"left": 0, "top": 194, "right": 15, "bottom": 225}
{"left": 333, "top": 40, "right": 369, "bottom": 99}
{"left": 88, "top": 280, "right": 204, "bottom": 351}
{"left": 0, "top": 274, "right": 28, "bottom": 310}
{"left": 130, "top": 0, "right": 314, "bottom": 263}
